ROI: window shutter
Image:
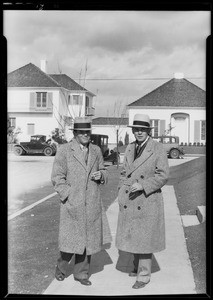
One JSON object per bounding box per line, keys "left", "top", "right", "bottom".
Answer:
{"left": 47, "top": 93, "right": 53, "bottom": 110}
{"left": 194, "top": 120, "right": 200, "bottom": 142}
{"left": 159, "top": 120, "right": 166, "bottom": 135}
{"left": 29, "top": 92, "right": 36, "bottom": 109}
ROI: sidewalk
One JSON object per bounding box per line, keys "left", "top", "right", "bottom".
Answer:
{"left": 43, "top": 185, "right": 196, "bottom": 296}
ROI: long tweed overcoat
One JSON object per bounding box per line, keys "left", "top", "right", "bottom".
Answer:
{"left": 115, "top": 137, "right": 169, "bottom": 254}
{"left": 51, "top": 138, "right": 112, "bottom": 255}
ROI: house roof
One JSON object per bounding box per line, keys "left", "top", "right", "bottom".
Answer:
{"left": 7, "top": 63, "right": 93, "bottom": 93}
{"left": 8, "top": 63, "right": 61, "bottom": 87}
{"left": 92, "top": 117, "right": 129, "bottom": 126}
{"left": 128, "top": 78, "right": 205, "bottom": 107}
{"left": 49, "top": 74, "right": 88, "bottom": 91}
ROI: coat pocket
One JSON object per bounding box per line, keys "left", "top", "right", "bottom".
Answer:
{"left": 65, "top": 201, "right": 81, "bottom": 220}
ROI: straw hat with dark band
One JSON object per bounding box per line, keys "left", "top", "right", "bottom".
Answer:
{"left": 72, "top": 117, "right": 92, "bottom": 131}
{"left": 128, "top": 114, "right": 154, "bottom": 128}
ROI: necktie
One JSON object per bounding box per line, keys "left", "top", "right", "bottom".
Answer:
{"left": 82, "top": 146, "right": 88, "bottom": 164}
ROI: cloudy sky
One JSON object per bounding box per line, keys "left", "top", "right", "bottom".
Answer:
{"left": 3, "top": 10, "right": 210, "bottom": 117}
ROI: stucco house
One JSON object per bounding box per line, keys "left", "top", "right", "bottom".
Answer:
{"left": 127, "top": 73, "right": 206, "bottom": 144}
{"left": 7, "top": 60, "right": 95, "bottom": 142}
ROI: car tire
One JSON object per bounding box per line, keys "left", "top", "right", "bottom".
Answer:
{"left": 170, "top": 149, "right": 180, "bottom": 159}
{"left": 14, "top": 146, "right": 23, "bottom": 156}
{"left": 44, "top": 147, "right": 53, "bottom": 156}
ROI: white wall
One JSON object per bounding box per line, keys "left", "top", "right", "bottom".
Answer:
{"left": 8, "top": 88, "right": 60, "bottom": 142}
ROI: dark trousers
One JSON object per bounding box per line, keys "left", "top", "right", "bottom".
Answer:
{"left": 57, "top": 248, "right": 91, "bottom": 280}
{"left": 133, "top": 253, "right": 152, "bottom": 283}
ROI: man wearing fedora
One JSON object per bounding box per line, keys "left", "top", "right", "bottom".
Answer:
{"left": 51, "top": 117, "right": 112, "bottom": 286}
{"left": 115, "top": 114, "right": 169, "bottom": 289}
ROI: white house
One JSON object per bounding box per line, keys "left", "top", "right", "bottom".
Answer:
{"left": 7, "top": 60, "right": 96, "bottom": 142}
{"left": 92, "top": 117, "right": 132, "bottom": 150}
{"left": 127, "top": 73, "right": 206, "bottom": 145}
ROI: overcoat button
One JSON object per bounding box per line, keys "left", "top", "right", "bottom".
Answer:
{"left": 124, "top": 205, "right": 127, "bottom": 209}
{"left": 138, "top": 206, "right": 141, "bottom": 210}
{"left": 141, "top": 175, "right": 144, "bottom": 179}
{"left": 125, "top": 190, "right": 128, "bottom": 193}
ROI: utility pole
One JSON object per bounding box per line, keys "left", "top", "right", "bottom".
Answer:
{"left": 116, "top": 128, "right": 119, "bottom": 169}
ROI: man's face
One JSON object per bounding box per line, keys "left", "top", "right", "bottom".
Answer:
{"left": 75, "top": 130, "right": 91, "bottom": 146}
{"left": 132, "top": 127, "right": 151, "bottom": 144}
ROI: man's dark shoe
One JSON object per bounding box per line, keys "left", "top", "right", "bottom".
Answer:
{"left": 55, "top": 266, "right": 65, "bottom": 281}
{"left": 74, "top": 278, "right": 92, "bottom": 286}
{"left": 132, "top": 280, "right": 150, "bottom": 289}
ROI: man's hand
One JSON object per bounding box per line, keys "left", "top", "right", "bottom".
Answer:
{"left": 91, "top": 171, "right": 102, "bottom": 181}
{"left": 130, "top": 182, "right": 143, "bottom": 193}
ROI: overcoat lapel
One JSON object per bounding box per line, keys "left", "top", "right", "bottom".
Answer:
{"left": 126, "top": 143, "right": 135, "bottom": 167}
{"left": 70, "top": 139, "right": 87, "bottom": 171}
{"left": 127, "top": 138, "right": 154, "bottom": 176}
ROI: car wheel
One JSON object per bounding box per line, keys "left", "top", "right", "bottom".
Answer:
{"left": 14, "top": 146, "right": 23, "bottom": 156}
{"left": 44, "top": 147, "right": 53, "bottom": 156}
{"left": 170, "top": 149, "right": 180, "bottom": 159}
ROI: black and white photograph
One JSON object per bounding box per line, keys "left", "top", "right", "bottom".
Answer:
{"left": 4, "top": 7, "right": 210, "bottom": 296}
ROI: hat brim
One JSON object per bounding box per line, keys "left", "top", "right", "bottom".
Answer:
{"left": 127, "top": 125, "right": 154, "bottom": 129}
{"left": 70, "top": 128, "right": 92, "bottom": 131}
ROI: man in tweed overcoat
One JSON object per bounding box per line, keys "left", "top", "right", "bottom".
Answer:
{"left": 51, "top": 117, "right": 112, "bottom": 286}
{"left": 115, "top": 114, "right": 169, "bottom": 289}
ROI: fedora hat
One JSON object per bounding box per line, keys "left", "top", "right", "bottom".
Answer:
{"left": 72, "top": 117, "right": 92, "bottom": 131}
{"left": 128, "top": 114, "right": 154, "bottom": 128}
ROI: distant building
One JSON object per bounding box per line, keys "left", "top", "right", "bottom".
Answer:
{"left": 92, "top": 117, "right": 131, "bottom": 149}
{"left": 7, "top": 60, "right": 95, "bottom": 142}
{"left": 127, "top": 73, "right": 206, "bottom": 144}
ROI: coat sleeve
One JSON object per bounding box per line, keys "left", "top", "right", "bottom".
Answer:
{"left": 51, "top": 145, "right": 71, "bottom": 201}
{"left": 140, "top": 144, "right": 169, "bottom": 196}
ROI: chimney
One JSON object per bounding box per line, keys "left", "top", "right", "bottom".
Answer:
{"left": 40, "top": 59, "right": 47, "bottom": 73}
{"left": 174, "top": 72, "right": 184, "bottom": 79}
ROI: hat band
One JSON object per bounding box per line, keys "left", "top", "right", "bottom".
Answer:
{"left": 133, "top": 121, "right": 150, "bottom": 127}
{"left": 74, "top": 123, "right": 91, "bottom": 129}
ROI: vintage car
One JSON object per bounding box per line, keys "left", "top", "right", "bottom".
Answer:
{"left": 152, "top": 135, "right": 185, "bottom": 159}
{"left": 13, "top": 135, "right": 57, "bottom": 156}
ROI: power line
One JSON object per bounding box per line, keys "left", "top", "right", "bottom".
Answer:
{"left": 73, "top": 77, "right": 205, "bottom": 81}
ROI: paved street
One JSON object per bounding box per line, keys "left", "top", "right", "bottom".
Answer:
{"left": 7, "top": 153, "right": 204, "bottom": 295}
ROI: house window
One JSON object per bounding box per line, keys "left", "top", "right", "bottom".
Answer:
{"left": 68, "top": 95, "right": 71, "bottom": 105}
{"left": 9, "top": 117, "right": 16, "bottom": 128}
{"left": 73, "top": 95, "right": 80, "bottom": 105}
{"left": 201, "top": 120, "right": 206, "bottom": 140}
{"left": 150, "top": 119, "right": 159, "bottom": 137}
{"left": 27, "top": 123, "right": 35, "bottom": 135}
{"left": 36, "top": 92, "right": 47, "bottom": 108}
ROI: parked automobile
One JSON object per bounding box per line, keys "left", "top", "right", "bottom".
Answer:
{"left": 13, "top": 135, "right": 57, "bottom": 156}
{"left": 152, "top": 135, "right": 184, "bottom": 159}
{"left": 90, "top": 134, "right": 109, "bottom": 158}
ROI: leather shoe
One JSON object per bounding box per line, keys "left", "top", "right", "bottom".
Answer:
{"left": 55, "top": 266, "right": 65, "bottom": 281}
{"left": 74, "top": 278, "right": 92, "bottom": 286}
{"left": 132, "top": 280, "right": 150, "bottom": 289}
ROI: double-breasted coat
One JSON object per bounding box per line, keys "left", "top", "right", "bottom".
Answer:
{"left": 115, "top": 137, "right": 169, "bottom": 254}
{"left": 51, "top": 138, "right": 112, "bottom": 255}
